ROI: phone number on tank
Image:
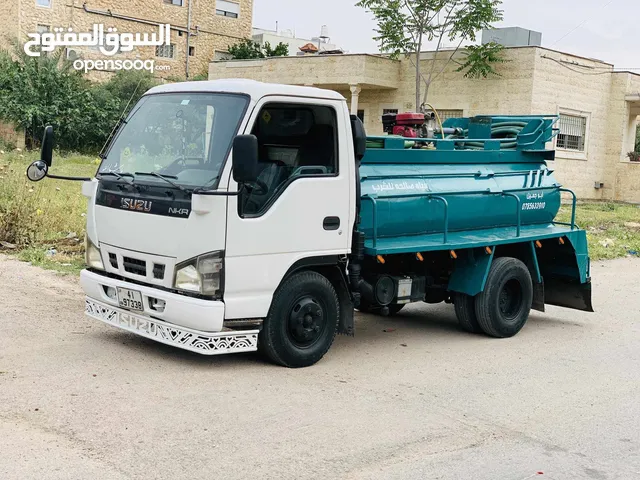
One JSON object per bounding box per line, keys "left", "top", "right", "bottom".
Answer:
{"left": 522, "top": 202, "right": 546, "bottom": 211}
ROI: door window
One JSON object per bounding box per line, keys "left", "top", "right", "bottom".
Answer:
{"left": 239, "top": 103, "right": 338, "bottom": 216}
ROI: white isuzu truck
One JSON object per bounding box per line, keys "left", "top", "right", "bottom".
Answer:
{"left": 27, "top": 79, "right": 593, "bottom": 368}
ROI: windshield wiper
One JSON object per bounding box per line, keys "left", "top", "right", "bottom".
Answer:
{"left": 97, "top": 172, "right": 135, "bottom": 184}
{"left": 135, "top": 172, "right": 188, "bottom": 192}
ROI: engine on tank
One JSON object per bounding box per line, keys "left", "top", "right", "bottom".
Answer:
{"left": 382, "top": 111, "right": 461, "bottom": 139}
{"left": 382, "top": 112, "right": 426, "bottom": 138}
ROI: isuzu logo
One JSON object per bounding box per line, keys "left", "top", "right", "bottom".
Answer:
{"left": 121, "top": 198, "right": 152, "bottom": 212}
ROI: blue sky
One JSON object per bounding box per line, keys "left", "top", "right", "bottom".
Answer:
{"left": 253, "top": 0, "right": 639, "bottom": 70}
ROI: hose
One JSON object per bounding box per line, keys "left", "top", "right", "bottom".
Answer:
{"left": 450, "top": 121, "right": 527, "bottom": 151}
{"left": 422, "top": 103, "right": 445, "bottom": 140}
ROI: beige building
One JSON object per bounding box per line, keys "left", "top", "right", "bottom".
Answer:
{"left": 209, "top": 46, "right": 640, "bottom": 203}
{"left": 1, "top": 0, "right": 253, "bottom": 80}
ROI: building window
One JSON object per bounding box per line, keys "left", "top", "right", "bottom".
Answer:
{"left": 164, "top": 0, "right": 183, "bottom": 5}
{"left": 36, "top": 24, "right": 50, "bottom": 34}
{"left": 189, "top": 46, "right": 195, "bottom": 56}
{"left": 426, "top": 109, "right": 463, "bottom": 121}
{"left": 557, "top": 113, "right": 587, "bottom": 152}
{"left": 383, "top": 109, "right": 398, "bottom": 115}
{"left": 155, "top": 45, "right": 175, "bottom": 59}
{"left": 357, "top": 110, "right": 365, "bottom": 123}
{"left": 216, "top": 0, "right": 239, "bottom": 18}
{"left": 36, "top": 0, "right": 51, "bottom": 7}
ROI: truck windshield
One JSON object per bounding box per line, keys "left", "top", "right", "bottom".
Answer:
{"left": 99, "top": 93, "right": 248, "bottom": 189}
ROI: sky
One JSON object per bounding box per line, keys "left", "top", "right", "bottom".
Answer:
{"left": 253, "top": 0, "right": 639, "bottom": 70}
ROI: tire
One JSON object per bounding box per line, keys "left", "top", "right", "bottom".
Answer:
{"left": 357, "top": 298, "right": 405, "bottom": 316}
{"left": 259, "top": 271, "right": 339, "bottom": 368}
{"left": 474, "top": 257, "right": 533, "bottom": 338}
{"left": 452, "top": 292, "right": 482, "bottom": 334}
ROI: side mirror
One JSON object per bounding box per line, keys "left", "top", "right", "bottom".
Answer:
{"left": 232, "top": 134, "right": 259, "bottom": 184}
{"left": 41, "top": 125, "right": 54, "bottom": 167}
{"left": 350, "top": 115, "right": 367, "bottom": 161}
{"left": 26, "top": 160, "right": 48, "bottom": 182}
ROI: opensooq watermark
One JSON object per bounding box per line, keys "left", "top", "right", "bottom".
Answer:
{"left": 23, "top": 24, "right": 172, "bottom": 73}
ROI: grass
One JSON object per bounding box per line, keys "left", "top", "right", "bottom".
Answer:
{"left": 558, "top": 202, "right": 640, "bottom": 261}
{"left": 1, "top": 150, "right": 639, "bottom": 273}
{"left": 0, "top": 150, "right": 97, "bottom": 274}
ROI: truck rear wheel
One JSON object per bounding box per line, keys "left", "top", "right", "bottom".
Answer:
{"left": 452, "top": 292, "right": 482, "bottom": 334}
{"left": 475, "top": 257, "right": 533, "bottom": 338}
{"left": 260, "top": 271, "right": 339, "bottom": 368}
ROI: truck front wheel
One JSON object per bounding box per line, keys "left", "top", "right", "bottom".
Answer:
{"left": 475, "top": 257, "right": 533, "bottom": 338}
{"left": 260, "top": 271, "right": 339, "bottom": 368}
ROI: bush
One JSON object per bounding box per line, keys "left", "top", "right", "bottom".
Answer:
{"left": 227, "top": 39, "right": 289, "bottom": 59}
{"left": 0, "top": 152, "right": 95, "bottom": 248}
{"left": 0, "top": 42, "right": 158, "bottom": 154}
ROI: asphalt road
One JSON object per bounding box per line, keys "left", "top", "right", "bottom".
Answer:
{"left": 1, "top": 255, "right": 639, "bottom": 480}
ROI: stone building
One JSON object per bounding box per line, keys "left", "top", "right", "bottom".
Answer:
{"left": 1, "top": 0, "right": 253, "bottom": 80}
{"left": 209, "top": 46, "right": 640, "bottom": 203}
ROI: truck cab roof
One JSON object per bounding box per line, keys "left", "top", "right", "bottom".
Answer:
{"left": 144, "top": 79, "right": 346, "bottom": 102}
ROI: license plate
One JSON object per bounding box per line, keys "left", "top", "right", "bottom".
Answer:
{"left": 117, "top": 288, "right": 144, "bottom": 312}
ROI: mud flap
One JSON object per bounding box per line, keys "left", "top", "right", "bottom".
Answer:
{"left": 322, "top": 266, "right": 355, "bottom": 336}
{"left": 544, "top": 277, "right": 594, "bottom": 313}
{"left": 532, "top": 280, "right": 545, "bottom": 313}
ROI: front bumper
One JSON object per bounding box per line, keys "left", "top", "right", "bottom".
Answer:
{"left": 85, "top": 298, "right": 258, "bottom": 355}
{"left": 80, "top": 269, "right": 224, "bottom": 332}
{"left": 80, "top": 269, "right": 259, "bottom": 356}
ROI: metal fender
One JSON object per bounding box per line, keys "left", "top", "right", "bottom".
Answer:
{"left": 447, "top": 247, "right": 495, "bottom": 297}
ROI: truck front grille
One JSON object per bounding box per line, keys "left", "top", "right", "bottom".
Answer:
{"left": 108, "top": 253, "right": 118, "bottom": 269}
{"left": 122, "top": 256, "right": 146, "bottom": 276}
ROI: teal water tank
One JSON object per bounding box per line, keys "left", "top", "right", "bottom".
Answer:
{"left": 358, "top": 116, "right": 562, "bottom": 243}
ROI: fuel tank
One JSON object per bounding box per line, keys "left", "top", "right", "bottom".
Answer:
{"left": 358, "top": 115, "right": 562, "bottom": 241}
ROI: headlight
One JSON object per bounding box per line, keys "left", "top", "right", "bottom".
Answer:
{"left": 85, "top": 236, "right": 104, "bottom": 270}
{"left": 174, "top": 251, "right": 223, "bottom": 297}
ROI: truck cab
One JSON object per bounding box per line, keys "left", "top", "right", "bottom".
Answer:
{"left": 28, "top": 79, "right": 593, "bottom": 368}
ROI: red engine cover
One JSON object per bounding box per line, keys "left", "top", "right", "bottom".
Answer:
{"left": 392, "top": 126, "right": 419, "bottom": 138}
{"left": 395, "top": 112, "right": 425, "bottom": 126}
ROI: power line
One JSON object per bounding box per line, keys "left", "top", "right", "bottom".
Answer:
{"left": 550, "top": 0, "right": 617, "bottom": 48}
{"left": 541, "top": 56, "right": 617, "bottom": 75}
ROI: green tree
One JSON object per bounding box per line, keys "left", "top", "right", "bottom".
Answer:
{"left": 263, "top": 41, "right": 289, "bottom": 57}
{"left": 456, "top": 41, "right": 508, "bottom": 78}
{"left": 227, "top": 39, "right": 289, "bottom": 59}
{"left": 356, "top": 0, "right": 504, "bottom": 111}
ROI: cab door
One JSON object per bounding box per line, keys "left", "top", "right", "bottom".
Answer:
{"left": 224, "top": 96, "right": 354, "bottom": 319}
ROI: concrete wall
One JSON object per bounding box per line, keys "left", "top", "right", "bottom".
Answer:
{"left": 530, "top": 49, "right": 614, "bottom": 200}
{"left": 0, "top": 122, "right": 25, "bottom": 150}
{"left": 1, "top": 0, "right": 253, "bottom": 80}
{"left": 209, "top": 54, "right": 401, "bottom": 90}
{"left": 352, "top": 47, "right": 537, "bottom": 135}
{"left": 609, "top": 73, "right": 640, "bottom": 203}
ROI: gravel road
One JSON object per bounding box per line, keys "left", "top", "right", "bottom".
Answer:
{"left": 1, "top": 255, "right": 639, "bottom": 480}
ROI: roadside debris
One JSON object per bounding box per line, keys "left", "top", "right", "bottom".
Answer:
{"left": 599, "top": 238, "right": 615, "bottom": 248}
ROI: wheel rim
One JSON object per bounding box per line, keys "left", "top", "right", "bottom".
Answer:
{"left": 498, "top": 279, "right": 523, "bottom": 323}
{"left": 287, "top": 295, "right": 327, "bottom": 348}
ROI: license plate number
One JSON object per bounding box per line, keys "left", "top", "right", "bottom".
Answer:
{"left": 117, "top": 288, "right": 144, "bottom": 311}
